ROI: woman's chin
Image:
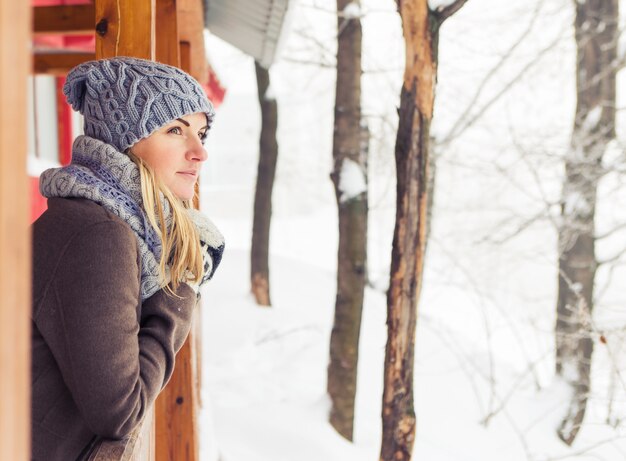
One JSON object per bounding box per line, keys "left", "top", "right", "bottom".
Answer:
{"left": 171, "top": 188, "right": 194, "bottom": 201}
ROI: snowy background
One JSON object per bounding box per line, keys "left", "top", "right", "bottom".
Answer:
{"left": 197, "top": 0, "right": 626, "bottom": 459}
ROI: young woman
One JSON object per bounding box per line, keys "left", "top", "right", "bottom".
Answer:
{"left": 30, "top": 56, "right": 224, "bottom": 461}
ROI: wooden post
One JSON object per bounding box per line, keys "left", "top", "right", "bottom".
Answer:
{"left": 155, "top": 336, "right": 199, "bottom": 461}
{"left": 178, "top": 0, "right": 208, "bottom": 82}
{"left": 154, "top": 33, "right": 201, "bottom": 461}
{"left": 155, "top": 0, "right": 180, "bottom": 67}
{"left": 95, "top": 0, "right": 155, "bottom": 60}
{"left": 0, "top": 1, "right": 31, "bottom": 460}
{"left": 93, "top": 1, "right": 156, "bottom": 459}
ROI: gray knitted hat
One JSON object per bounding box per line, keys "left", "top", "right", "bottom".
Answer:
{"left": 63, "top": 56, "right": 215, "bottom": 152}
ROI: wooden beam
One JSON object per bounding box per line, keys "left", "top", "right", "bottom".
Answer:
{"left": 178, "top": 0, "right": 207, "bottom": 83}
{"left": 154, "top": 32, "right": 200, "bottom": 461}
{"left": 33, "top": 51, "right": 96, "bottom": 75}
{"left": 33, "top": 4, "right": 95, "bottom": 35}
{"left": 155, "top": 0, "right": 180, "bottom": 67}
{"left": 0, "top": 1, "right": 31, "bottom": 460}
{"left": 155, "top": 333, "right": 199, "bottom": 461}
{"left": 180, "top": 41, "right": 191, "bottom": 76}
{"left": 95, "top": 0, "right": 155, "bottom": 60}
{"left": 93, "top": 1, "right": 157, "bottom": 458}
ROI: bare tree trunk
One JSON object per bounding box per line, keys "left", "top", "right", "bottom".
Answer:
{"left": 251, "top": 61, "right": 278, "bottom": 306}
{"left": 425, "top": 137, "right": 437, "bottom": 258}
{"left": 380, "top": 2, "right": 467, "bottom": 460}
{"left": 555, "top": 0, "right": 617, "bottom": 446}
{"left": 327, "top": 0, "right": 366, "bottom": 442}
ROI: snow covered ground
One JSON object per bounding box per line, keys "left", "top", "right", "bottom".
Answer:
{"left": 197, "top": 0, "right": 626, "bottom": 459}
{"left": 198, "top": 234, "right": 626, "bottom": 461}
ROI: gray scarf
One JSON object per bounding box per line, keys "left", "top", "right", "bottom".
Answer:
{"left": 41, "top": 135, "right": 184, "bottom": 300}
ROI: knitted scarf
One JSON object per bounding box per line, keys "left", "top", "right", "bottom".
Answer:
{"left": 41, "top": 135, "right": 188, "bottom": 301}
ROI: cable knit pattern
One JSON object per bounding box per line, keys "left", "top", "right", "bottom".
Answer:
{"left": 40, "top": 135, "right": 169, "bottom": 301}
{"left": 187, "top": 208, "right": 225, "bottom": 285}
{"left": 63, "top": 56, "right": 215, "bottom": 152}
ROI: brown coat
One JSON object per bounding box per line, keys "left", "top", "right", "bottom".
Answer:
{"left": 31, "top": 197, "right": 197, "bottom": 461}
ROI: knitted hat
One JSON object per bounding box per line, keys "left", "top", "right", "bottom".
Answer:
{"left": 63, "top": 56, "right": 215, "bottom": 152}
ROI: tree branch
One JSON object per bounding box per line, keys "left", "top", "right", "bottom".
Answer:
{"left": 597, "top": 246, "right": 626, "bottom": 266}
{"left": 595, "top": 221, "right": 626, "bottom": 240}
{"left": 439, "top": 24, "right": 566, "bottom": 145}
{"left": 434, "top": 0, "right": 470, "bottom": 22}
{"left": 438, "top": 0, "right": 544, "bottom": 146}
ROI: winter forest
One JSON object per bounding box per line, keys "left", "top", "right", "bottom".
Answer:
{"left": 197, "top": 0, "right": 626, "bottom": 459}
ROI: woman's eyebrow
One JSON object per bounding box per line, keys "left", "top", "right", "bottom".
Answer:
{"left": 175, "top": 119, "right": 209, "bottom": 131}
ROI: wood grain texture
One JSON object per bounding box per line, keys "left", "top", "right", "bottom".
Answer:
{"left": 178, "top": 0, "right": 207, "bottom": 82}
{"left": 0, "top": 1, "right": 31, "bottom": 460}
{"left": 156, "top": 0, "right": 180, "bottom": 67}
{"left": 155, "top": 333, "right": 199, "bottom": 461}
{"left": 33, "top": 4, "right": 95, "bottom": 35}
{"left": 154, "top": 39, "right": 200, "bottom": 461}
{"left": 96, "top": 0, "right": 155, "bottom": 60}
{"left": 92, "top": 2, "right": 157, "bottom": 459}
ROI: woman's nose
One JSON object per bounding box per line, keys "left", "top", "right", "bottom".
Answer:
{"left": 187, "top": 137, "right": 208, "bottom": 162}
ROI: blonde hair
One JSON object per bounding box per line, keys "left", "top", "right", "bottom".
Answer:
{"left": 127, "top": 151, "right": 203, "bottom": 295}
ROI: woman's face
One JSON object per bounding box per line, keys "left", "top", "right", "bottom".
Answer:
{"left": 131, "top": 112, "right": 210, "bottom": 200}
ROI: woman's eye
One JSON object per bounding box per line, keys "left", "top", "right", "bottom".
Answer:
{"left": 199, "top": 131, "right": 208, "bottom": 144}
{"left": 167, "top": 126, "right": 183, "bottom": 135}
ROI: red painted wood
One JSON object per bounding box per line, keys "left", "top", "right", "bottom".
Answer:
{"left": 56, "top": 77, "right": 72, "bottom": 165}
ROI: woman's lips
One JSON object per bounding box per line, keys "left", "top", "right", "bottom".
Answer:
{"left": 177, "top": 171, "right": 198, "bottom": 180}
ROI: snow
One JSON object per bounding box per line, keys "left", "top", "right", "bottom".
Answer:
{"left": 199, "top": 247, "right": 626, "bottom": 460}
{"left": 571, "top": 282, "right": 583, "bottom": 293}
{"left": 564, "top": 190, "right": 592, "bottom": 216}
{"left": 428, "top": 0, "right": 458, "bottom": 11}
{"left": 338, "top": 158, "right": 367, "bottom": 203}
{"left": 582, "top": 106, "right": 602, "bottom": 132}
{"left": 197, "top": 0, "right": 626, "bottom": 459}
{"left": 264, "top": 82, "right": 276, "bottom": 101}
{"left": 342, "top": 2, "right": 362, "bottom": 20}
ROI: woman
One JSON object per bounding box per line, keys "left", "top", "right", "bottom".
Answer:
{"left": 31, "top": 56, "right": 225, "bottom": 461}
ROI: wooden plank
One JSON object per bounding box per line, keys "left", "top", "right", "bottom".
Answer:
{"left": 178, "top": 0, "right": 207, "bottom": 82}
{"left": 33, "top": 51, "right": 96, "bottom": 75}
{"left": 95, "top": 0, "right": 155, "bottom": 60}
{"left": 180, "top": 41, "right": 191, "bottom": 77}
{"left": 155, "top": 0, "right": 179, "bottom": 67}
{"left": 92, "top": 2, "right": 157, "bottom": 459}
{"left": 154, "top": 36, "right": 200, "bottom": 461}
{"left": 33, "top": 4, "right": 95, "bottom": 35}
{"left": 0, "top": 1, "right": 31, "bottom": 460}
{"left": 155, "top": 333, "right": 199, "bottom": 461}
